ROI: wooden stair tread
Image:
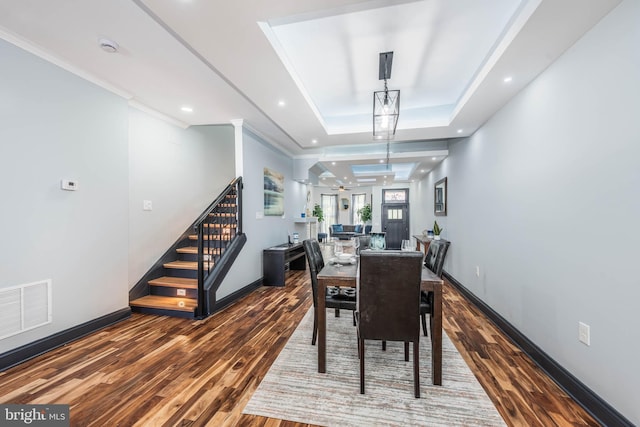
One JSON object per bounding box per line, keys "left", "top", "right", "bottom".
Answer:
{"left": 148, "top": 277, "right": 197, "bottom": 289}
{"left": 175, "top": 247, "right": 221, "bottom": 255}
{"left": 130, "top": 295, "right": 197, "bottom": 312}
{"left": 163, "top": 261, "right": 213, "bottom": 270}
{"left": 209, "top": 213, "right": 235, "bottom": 217}
{"left": 203, "top": 223, "right": 236, "bottom": 228}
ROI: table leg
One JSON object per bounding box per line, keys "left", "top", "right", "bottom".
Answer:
{"left": 318, "top": 281, "right": 327, "bottom": 373}
{"left": 432, "top": 285, "right": 442, "bottom": 385}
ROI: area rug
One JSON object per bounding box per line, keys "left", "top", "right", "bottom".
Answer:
{"left": 243, "top": 308, "right": 506, "bottom": 426}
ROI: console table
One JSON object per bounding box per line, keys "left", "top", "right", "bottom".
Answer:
{"left": 263, "top": 243, "right": 306, "bottom": 286}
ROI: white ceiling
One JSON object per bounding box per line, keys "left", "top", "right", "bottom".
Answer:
{"left": 0, "top": 0, "right": 620, "bottom": 187}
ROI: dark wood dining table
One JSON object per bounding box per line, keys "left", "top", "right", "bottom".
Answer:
{"left": 316, "top": 255, "right": 444, "bottom": 385}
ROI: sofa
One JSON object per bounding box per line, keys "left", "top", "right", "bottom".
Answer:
{"left": 330, "top": 224, "right": 366, "bottom": 240}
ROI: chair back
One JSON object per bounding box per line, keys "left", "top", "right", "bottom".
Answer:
{"left": 310, "top": 239, "right": 325, "bottom": 270}
{"left": 303, "top": 239, "right": 322, "bottom": 307}
{"left": 424, "top": 239, "right": 450, "bottom": 277}
{"left": 357, "top": 235, "right": 371, "bottom": 253}
{"left": 358, "top": 251, "right": 423, "bottom": 342}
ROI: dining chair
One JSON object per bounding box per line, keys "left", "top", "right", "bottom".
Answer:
{"left": 357, "top": 250, "right": 423, "bottom": 397}
{"left": 303, "top": 239, "right": 356, "bottom": 346}
{"left": 420, "top": 239, "right": 450, "bottom": 336}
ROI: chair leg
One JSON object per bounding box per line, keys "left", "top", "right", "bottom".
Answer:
{"left": 404, "top": 342, "right": 409, "bottom": 361}
{"left": 352, "top": 311, "right": 356, "bottom": 326}
{"left": 382, "top": 340, "right": 386, "bottom": 351}
{"left": 421, "top": 313, "right": 429, "bottom": 337}
{"left": 335, "top": 308, "right": 340, "bottom": 317}
{"left": 312, "top": 309, "right": 318, "bottom": 346}
{"left": 414, "top": 341, "right": 420, "bottom": 398}
{"left": 359, "top": 338, "right": 365, "bottom": 394}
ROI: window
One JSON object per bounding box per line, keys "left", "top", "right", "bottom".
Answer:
{"left": 321, "top": 194, "right": 338, "bottom": 234}
{"left": 351, "top": 193, "right": 366, "bottom": 224}
{"left": 383, "top": 189, "right": 408, "bottom": 203}
{"left": 387, "top": 208, "right": 403, "bottom": 220}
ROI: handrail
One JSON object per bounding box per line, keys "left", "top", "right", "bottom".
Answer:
{"left": 193, "top": 177, "right": 243, "bottom": 229}
{"left": 194, "top": 177, "right": 243, "bottom": 318}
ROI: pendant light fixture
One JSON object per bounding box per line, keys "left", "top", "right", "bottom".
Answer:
{"left": 373, "top": 51, "right": 400, "bottom": 140}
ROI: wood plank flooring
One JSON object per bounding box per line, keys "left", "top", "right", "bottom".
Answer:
{"left": 0, "top": 270, "right": 599, "bottom": 426}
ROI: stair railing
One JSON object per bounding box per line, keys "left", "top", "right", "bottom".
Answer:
{"left": 193, "top": 177, "right": 243, "bottom": 318}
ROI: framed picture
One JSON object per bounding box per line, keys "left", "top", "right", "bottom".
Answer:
{"left": 434, "top": 177, "right": 447, "bottom": 216}
{"left": 264, "top": 167, "right": 284, "bottom": 216}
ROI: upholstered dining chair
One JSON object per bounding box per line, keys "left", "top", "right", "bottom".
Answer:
{"left": 357, "top": 250, "right": 423, "bottom": 398}
{"left": 420, "top": 239, "right": 450, "bottom": 336}
{"left": 303, "top": 239, "right": 357, "bottom": 346}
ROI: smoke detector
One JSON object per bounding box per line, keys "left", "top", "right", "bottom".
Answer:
{"left": 99, "top": 38, "right": 119, "bottom": 53}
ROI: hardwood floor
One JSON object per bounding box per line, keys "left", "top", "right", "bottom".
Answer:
{"left": 0, "top": 270, "right": 599, "bottom": 426}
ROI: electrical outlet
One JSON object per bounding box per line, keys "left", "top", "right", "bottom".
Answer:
{"left": 176, "top": 289, "right": 186, "bottom": 297}
{"left": 475, "top": 266, "right": 480, "bottom": 277}
{"left": 143, "top": 200, "right": 153, "bottom": 211}
{"left": 578, "top": 322, "right": 590, "bottom": 346}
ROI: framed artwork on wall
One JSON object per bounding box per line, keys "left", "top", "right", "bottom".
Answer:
{"left": 264, "top": 167, "right": 284, "bottom": 216}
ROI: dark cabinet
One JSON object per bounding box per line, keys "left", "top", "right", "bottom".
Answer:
{"left": 263, "top": 243, "right": 306, "bottom": 286}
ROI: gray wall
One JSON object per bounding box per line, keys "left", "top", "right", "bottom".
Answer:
{"left": 426, "top": 1, "right": 639, "bottom": 422}
{"left": 128, "top": 109, "right": 235, "bottom": 288}
{"left": 217, "top": 128, "right": 306, "bottom": 299}
{"left": 0, "top": 39, "right": 129, "bottom": 353}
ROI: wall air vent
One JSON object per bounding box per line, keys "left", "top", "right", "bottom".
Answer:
{"left": 0, "top": 279, "right": 52, "bottom": 340}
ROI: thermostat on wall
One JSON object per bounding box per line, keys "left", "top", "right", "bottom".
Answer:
{"left": 61, "top": 179, "right": 79, "bottom": 191}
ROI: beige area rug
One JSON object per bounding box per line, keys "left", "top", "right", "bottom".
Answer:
{"left": 243, "top": 308, "right": 506, "bottom": 426}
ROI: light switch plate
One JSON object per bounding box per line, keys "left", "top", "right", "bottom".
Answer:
{"left": 143, "top": 200, "right": 153, "bottom": 211}
{"left": 578, "top": 322, "right": 590, "bottom": 346}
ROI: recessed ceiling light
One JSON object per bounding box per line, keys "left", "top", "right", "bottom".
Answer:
{"left": 311, "top": 139, "right": 318, "bottom": 144}
{"left": 181, "top": 106, "right": 193, "bottom": 113}
{"left": 383, "top": 175, "right": 387, "bottom": 179}
{"left": 379, "top": 159, "right": 384, "bottom": 163}
{"left": 457, "top": 129, "right": 463, "bottom": 133}
{"left": 343, "top": 176, "right": 347, "bottom": 180}
{"left": 331, "top": 161, "right": 336, "bottom": 166}
{"left": 278, "top": 100, "right": 286, "bottom": 107}
{"left": 432, "top": 157, "right": 437, "bottom": 161}
{"left": 503, "top": 76, "right": 513, "bottom": 83}
{"left": 322, "top": 177, "right": 326, "bottom": 180}
{"left": 420, "top": 169, "right": 425, "bottom": 173}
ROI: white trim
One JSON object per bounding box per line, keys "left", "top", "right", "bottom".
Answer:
{"left": 0, "top": 26, "right": 133, "bottom": 100}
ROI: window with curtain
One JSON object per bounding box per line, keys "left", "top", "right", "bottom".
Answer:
{"left": 352, "top": 193, "right": 366, "bottom": 224}
{"left": 321, "top": 194, "right": 338, "bottom": 234}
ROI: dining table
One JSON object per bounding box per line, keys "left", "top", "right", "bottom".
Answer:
{"left": 316, "top": 252, "right": 444, "bottom": 385}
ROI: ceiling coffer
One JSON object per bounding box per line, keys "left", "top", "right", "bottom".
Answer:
{"left": 373, "top": 51, "right": 400, "bottom": 140}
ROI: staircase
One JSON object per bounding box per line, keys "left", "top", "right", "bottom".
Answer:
{"left": 129, "top": 178, "right": 245, "bottom": 319}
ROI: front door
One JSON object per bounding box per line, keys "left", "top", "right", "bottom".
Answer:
{"left": 381, "top": 203, "right": 409, "bottom": 250}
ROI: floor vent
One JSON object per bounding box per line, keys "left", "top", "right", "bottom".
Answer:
{"left": 0, "top": 279, "right": 52, "bottom": 340}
